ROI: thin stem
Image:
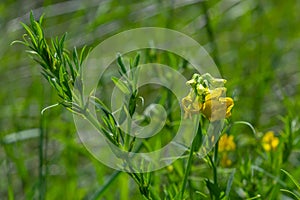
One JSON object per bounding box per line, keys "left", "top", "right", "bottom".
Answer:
{"left": 84, "top": 109, "right": 117, "bottom": 146}
{"left": 207, "top": 134, "right": 220, "bottom": 200}
{"left": 38, "top": 103, "right": 60, "bottom": 200}
{"left": 38, "top": 113, "right": 46, "bottom": 200}
{"left": 213, "top": 140, "right": 219, "bottom": 185}
{"left": 125, "top": 115, "right": 132, "bottom": 150}
{"left": 90, "top": 171, "right": 121, "bottom": 200}
{"left": 180, "top": 117, "right": 201, "bottom": 199}
{"left": 4, "top": 152, "right": 14, "bottom": 200}
{"left": 180, "top": 143, "right": 194, "bottom": 199}
{"left": 202, "top": 1, "right": 222, "bottom": 75}
{"left": 149, "top": 186, "right": 161, "bottom": 200}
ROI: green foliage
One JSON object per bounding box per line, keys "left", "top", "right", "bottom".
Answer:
{"left": 13, "top": 12, "right": 90, "bottom": 109}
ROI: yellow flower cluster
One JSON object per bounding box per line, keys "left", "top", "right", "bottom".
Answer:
{"left": 218, "top": 134, "right": 236, "bottom": 152}
{"left": 218, "top": 134, "right": 236, "bottom": 167}
{"left": 182, "top": 73, "right": 234, "bottom": 121}
{"left": 220, "top": 154, "right": 232, "bottom": 167}
{"left": 262, "top": 131, "right": 279, "bottom": 151}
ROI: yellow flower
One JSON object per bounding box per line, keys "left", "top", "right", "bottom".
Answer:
{"left": 262, "top": 131, "right": 279, "bottom": 151}
{"left": 219, "top": 134, "right": 235, "bottom": 167}
{"left": 220, "top": 153, "right": 232, "bottom": 168}
{"left": 218, "top": 134, "right": 236, "bottom": 152}
{"left": 182, "top": 73, "right": 234, "bottom": 121}
{"left": 201, "top": 89, "right": 234, "bottom": 122}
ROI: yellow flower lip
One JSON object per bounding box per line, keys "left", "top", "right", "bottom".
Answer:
{"left": 200, "top": 93, "right": 234, "bottom": 122}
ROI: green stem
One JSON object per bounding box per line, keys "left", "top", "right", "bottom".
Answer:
{"left": 180, "top": 143, "right": 194, "bottom": 199}
{"left": 38, "top": 103, "right": 60, "bottom": 200}
{"left": 125, "top": 116, "right": 132, "bottom": 150}
{"left": 4, "top": 151, "right": 14, "bottom": 200}
{"left": 180, "top": 118, "right": 201, "bottom": 199}
{"left": 202, "top": 1, "right": 222, "bottom": 75}
{"left": 149, "top": 187, "right": 160, "bottom": 200}
{"left": 39, "top": 112, "right": 47, "bottom": 200}
{"left": 90, "top": 171, "right": 121, "bottom": 200}
{"left": 84, "top": 109, "right": 117, "bottom": 146}
{"left": 207, "top": 136, "right": 220, "bottom": 200}
{"left": 213, "top": 140, "right": 219, "bottom": 186}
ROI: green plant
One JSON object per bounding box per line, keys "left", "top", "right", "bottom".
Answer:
{"left": 13, "top": 10, "right": 300, "bottom": 200}
{"left": 14, "top": 12, "right": 158, "bottom": 200}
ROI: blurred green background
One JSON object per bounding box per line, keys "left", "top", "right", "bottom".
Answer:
{"left": 1, "top": 0, "right": 300, "bottom": 199}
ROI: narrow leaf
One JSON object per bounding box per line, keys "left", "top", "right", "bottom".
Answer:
{"left": 89, "top": 171, "right": 121, "bottom": 200}
{"left": 30, "top": 11, "right": 35, "bottom": 26}
{"left": 281, "top": 169, "right": 300, "bottom": 190}
{"left": 117, "top": 54, "right": 127, "bottom": 74}
{"left": 225, "top": 169, "right": 236, "bottom": 197}
{"left": 111, "top": 76, "right": 130, "bottom": 94}
{"left": 33, "top": 21, "right": 43, "bottom": 40}
{"left": 21, "top": 22, "right": 37, "bottom": 48}
{"left": 132, "top": 53, "right": 140, "bottom": 68}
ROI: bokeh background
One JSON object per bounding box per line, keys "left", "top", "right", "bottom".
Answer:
{"left": 1, "top": 0, "right": 300, "bottom": 199}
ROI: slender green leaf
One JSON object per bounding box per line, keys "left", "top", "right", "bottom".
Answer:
{"left": 132, "top": 53, "right": 140, "bottom": 68}
{"left": 281, "top": 169, "right": 300, "bottom": 190}
{"left": 117, "top": 54, "right": 127, "bottom": 74}
{"left": 225, "top": 169, "right": 236, "bottom": 197}
{"left": 112, "top": 76, "right": 130, "bottom": 94}
{"left": 33, "top": 21, "right": 44, "bottom": 40}
{"left": 20, "top": 22, "right": 37, "bottom": 48}
{"left": 280, "top": 189, "right": 300, "bottom": 200}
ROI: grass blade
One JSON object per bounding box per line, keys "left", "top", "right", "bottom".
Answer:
{"left": 281, "top": 169, "right": 300, "bottom": 190}
{"left": 89, "top": 171, "right": 121, "bottom": 200}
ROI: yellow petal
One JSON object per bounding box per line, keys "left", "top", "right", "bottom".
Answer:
{"left": 262, "top": 143, "right": 270, "bottom": 151}
{"left": 271, "top": 137, "right": 279, "bottom": 149}
{"left": 226, "top": 100, "right": 234, "bottom": 117}
{"left": 205, "top": 88, "right": 225, "bottom": 101}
